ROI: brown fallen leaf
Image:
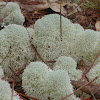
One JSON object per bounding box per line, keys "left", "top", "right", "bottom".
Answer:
{"left": 48, "top": 3, "right": 67, "bottom": 15}
{"left": 19, "top": 0, "right": 70, "bottom": 16}
{"left": 71, "top": 80, "right": 100, "bottom": 99}
{"left": 95, "top": 21, "right": 100, "bottom": 31}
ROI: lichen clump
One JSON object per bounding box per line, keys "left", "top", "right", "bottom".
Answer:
{"left": 0, "top": 2, "right": 25, "bottom": 26}
{"left": 22, "top": 62, "right": 80, "bottom": 100}
{"left": 32, "top": 14, "right": 99, "bottom": 66}
{"left": 87, "top": 63, "right": 100, "bottom": 84}
{"left": 0, "top": 24, "right": 34, "bottom": 80}
{"left": 53, "top": 56, "right": 82, "bottom": 80}
{"left": 32, "top": 14, "right": 83, "bottom": 62}
{"left": 45, "top": 70, "right": 80, "bottom": 100}
{"left": 0, "top": 78, "right": 22, "bottom": 100}
{"left": 22, "top": 62, "right": 50, "bottom": 100}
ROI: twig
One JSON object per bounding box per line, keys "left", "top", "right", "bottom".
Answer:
{"left": 9, "top": 67, "right": 22, "bottom": 81}
{"left": 82, "top": 60, "right": 90, "bottom": 82}
{"left": 71, "top": 78, "right": 100, "bottom": 99}
{"left": 79, "top": 59, "right": 89, "bottom": 82}
{"left": 0, "top": 46, "right": 11, "bottom": 65}
{"left": 89, "top": 88, "right": 97, "bottom": 100}
{"left": 61, "top": 77, "right": 98, "bottom": 100}
{"left": 82, "top": 60, "right": 87, "bottom": 72}
{"left": 19, "top": 96, "right": 27, "bottom": 100}
{"left": 9, "top": 51, "right": 22, "bottom": 81}
{"left": 7, "top": 63, "right": 29, "bottom": 81}
{"left": 46, "top": 60, "right": 56, "bottom": 63}
{"left": 16, "top": 92, "right": 39, "bottom": 100}
{"left": 11, "top": 80, "right": 15, "bottom": 100}
{"left": 48, "top": 97, "right": 50, "bottom": 100}
{"left": 60, "top": 0, "right": 62, "bottom": 41}
{"left": 9, "top": 81, "right": 22, "bottom": 85}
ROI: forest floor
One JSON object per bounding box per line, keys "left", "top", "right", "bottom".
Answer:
{"left": 1, "top": 0, "right": 100, "bottom": 100}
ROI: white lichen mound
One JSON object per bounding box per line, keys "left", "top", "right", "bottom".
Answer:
{"left": 33, "top": 14, "right": 100, "bottom": 66}
{"left": 81, "top": 29, "right": 98, "bottom": 52}
{"left": 77, "top": 29, "right": 99, "bottom": 65}
{"left": 22, "top": 62, "right": 50, "bottom": 100}
{"left": 72, "top": 29, "right": 99, "bottom": 64}
{"left": 0, "top": 78, "right": 22, "bottom": 100}
{"left": 83, "top": 30, "right": 100, "bottom": 66}
{"left": 32, "top": 14, "right": 84, "bottom": 63}
{"left": 22, "top": 61, "right": 80, "bottom": 100}
{"left": 53, "top": 56, "right": 82, "bottom": 80}
{"left": 45, "top": 70, "right": 80, "bottom": 100}
{"left": 87, "top": 63, "right": 100, "bottom": 84}
{"left": 0, "top": 24, "right": 35, "bottom": 81}
{"left": 0, "top": 2, "right": 25, "bottom": 26}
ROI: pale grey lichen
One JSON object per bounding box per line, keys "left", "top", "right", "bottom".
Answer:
{"left": 53, "top": 56, "right": 82, "bottom": 80}
{"left": 32, "top": 14, "right": 99, "bottom": 66}
{"left": 76, "top": 29, "right": 99, "bottom": 65}
{"left": 22, "top": 62, "right": 80, "bottom": 100}
{"left": 0, "top": 2, "right": 25, "bottom": 26}
{"left": 83, "top": 30, "right": 100, "bottom": 66}
{"left": 87, "top": 63, "right": 100, "bottom": 84}
{"left": 32, "top": 14, "right": 84, "bottom": 63}
{"left": 22, "top": 62, "right": 51, "bottom": 100}
{"left": 0, "top": 24, "right": 35, "bottom": 81}
{"left": 45, "top": 70, "right": 80, "bottom": 100}
{"left": 0, "top": 78, "right": 22, "bottom": 100}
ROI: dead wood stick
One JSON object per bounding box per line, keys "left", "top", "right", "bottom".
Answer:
{"left": 71, "top": 80, "right": 100, "bottom": 99}
{"left": 61, "top": 77, "right": 97, "bottom": 100}
{"left": 16, "top": 92, "right": 39, "bottom": 100}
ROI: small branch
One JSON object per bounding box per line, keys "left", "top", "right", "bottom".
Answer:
{"left": 11, "top": 80, "right": 15, "bottom": 100}
{"left": 0, "top": 46, "right": 11, "bottom": 65}
{"left": 9, "top": 67, "right": 22, "bottom": 81}
{"left": 16, "top": 92, "right": 39, "bottom": 100}
{"left": 89, "top": 88, "right": 97, "bottom": 100}
{"left": 46, "top": 60, "right": 56, "bottom": 63}
{"left": 48, "top": 97, "right": 50, "bottom": 100}
{"left": 60, "top": 0, "right": 62, "bottom": 41}
{"left": 7, "top": 63, "right": 29, "bottom": 81}
{"left": 9, "top": 51, "right": 22, "bottom": 81}
{"left": 71, "top": 78, "right": 100, "bottom": 99}
{"left": 61, "top": 77, "right": 98, "bottom": 100}
{"left": 79, "top": 60, "right": 89, "bottom": 82}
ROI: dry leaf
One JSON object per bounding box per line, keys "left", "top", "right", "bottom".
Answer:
{"left": 71, "top": 80, "right": 100, "bottom": 99}
{"left": 95, "top": 21, "right": 100, "bottom": 31}
{"left": 49, "top": 3, "right": 67, "bottom": 15}
{"left": 20, "top": 0, "right": 74, "bottom": 16}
